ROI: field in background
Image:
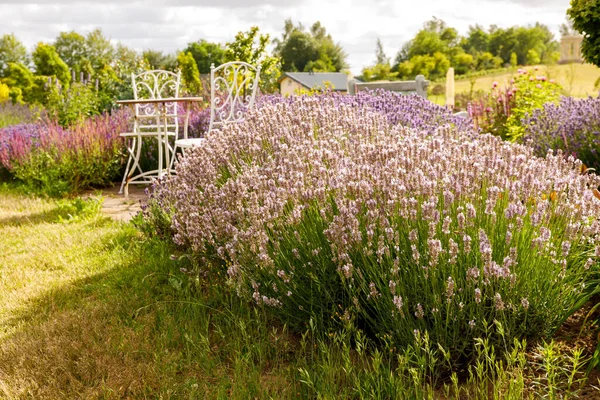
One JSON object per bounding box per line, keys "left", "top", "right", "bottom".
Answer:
{"left": 430, "top": 63, "right": 600, "bottom": 106}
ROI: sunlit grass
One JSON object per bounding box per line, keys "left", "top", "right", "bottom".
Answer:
{"left": 430, "top": 63, "right": 600, "bottom": 106}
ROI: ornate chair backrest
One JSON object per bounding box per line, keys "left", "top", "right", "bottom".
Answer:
{"left": 131, "top": 70, "right": 181, "bottom": 132}
{"left": 208, "top": 61, "right": 261, "bottom": 133}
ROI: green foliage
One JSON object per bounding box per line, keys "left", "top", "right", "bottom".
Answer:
{"left": 526, "top": 48, "right": 541, "bottom": 65}
{"left": 452, "top": 51, "right": 474, "bottom": 75}
{"left": 510, "top": 52, "right": 518, "bottom": 67}
{"left": 360, "top": 38, "right": 399, "bottom": 82}
{"left": 396, "top": 18, "right": 460, "bottom": 63}
{"left": 225, "top": 26, "right": 281, "bottom": 93}
{"left": 274, "top": 19, "right": 347, "bottom": 73}
{"left": 361, "top": 63, "right": 398, "bottom": 82}
{"left": 488, "top": 23, "right": 558, "bottom": 66}
{"left": 45, "top": 81, "right": 100, "bottom": 128}
{"left": 461, "top": 24, "right": 490, "bottom": 54}
{"left": 397, "top": 19, "right": 559, "bottom": 80}
{"left": 397, "top": 52, "right": 450, "bottom": 80}
{"left": 474, "top": 51, "right": 504, "bottom": 71}
{"left": 470, "top": 68, "right": 563, "bottom": 141}
{"left": 0, "top": 185, "right": 597, "bottom": 398}
{"left": 1, "top": 62, "right": 47, "bottom": 105}
{"left": 85, "top": 28, "right": 114, "bottom": 72}
{"left": 177, "top": 51, "right": 202, "bottom": 95}
{"left": 142, "top": 49, "right": 177, "bottom": 71}
{"left": 54, "top": 31, "right": 90, "bottom": 76}
{"left": 32, "top": 42, "right": 71, "bottom": 87}
{"left": 0, "top": 82, "right": 8, "bottom": 102}
{"left": 0, "top": 34, "right": 29, "bottom": 77}
{"left": 183, "top": 39, "right": 226, "bottom": 74}
{"left": 568, "top": 0, "right": 600, "bottom": 68}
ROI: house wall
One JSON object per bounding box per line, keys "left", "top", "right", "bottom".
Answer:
{"left": 560, "top": 36, "right": 583, "bottom": 63}
{"left": 280, "top": 77, "right": 306, "bottom": 96}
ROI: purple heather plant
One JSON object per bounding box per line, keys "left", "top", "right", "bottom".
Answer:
{"left": 523, "top": 95, "right": 600, "bottom": 172}
{"left": 144, "top": 95, "right": 600, "bottom": 368}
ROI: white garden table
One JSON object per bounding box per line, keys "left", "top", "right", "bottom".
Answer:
{"left": 117, "top": 96, "right": 203, "bottom": 196}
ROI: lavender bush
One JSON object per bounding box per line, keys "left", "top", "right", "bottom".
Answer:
{"left": 144, "top": 96, "right": 600, "bottom": 368}
{"left": 523, "top": 96, "right": 600, "bottom": 172}
{"left": 257, "top": 90, "right": 474, "bottom": 134}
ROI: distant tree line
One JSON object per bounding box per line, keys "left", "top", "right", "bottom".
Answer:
{"left": 360, "top": 18, "right": 563, "bottom": 82}
{"left": 0, "top": 15, "right": 579, "bottom": 105}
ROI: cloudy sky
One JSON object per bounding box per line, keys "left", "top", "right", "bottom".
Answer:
{"left": 0, "top": 0, "right": 570, "bottom": 74}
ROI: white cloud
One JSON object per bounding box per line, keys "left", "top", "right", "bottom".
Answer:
{"left": 0, "top": 0, "right": 571, "bottom": 74}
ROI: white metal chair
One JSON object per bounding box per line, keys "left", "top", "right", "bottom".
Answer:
{"left": 171, "top": 61, "right": 261, "bottom": 162}
{"left": 119, "top": 69, "right": 181, "bottom": 196}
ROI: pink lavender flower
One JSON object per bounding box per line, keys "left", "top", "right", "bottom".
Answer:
{"left": 494, "top": 293, "right": 505, "bottom": 310}
{"left": 415, "top": 303, "right": 424, "bottom": 319}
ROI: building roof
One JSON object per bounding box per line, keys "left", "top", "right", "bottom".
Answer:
{"left": 280, "top": 72, "right": 349, "bottom": 91}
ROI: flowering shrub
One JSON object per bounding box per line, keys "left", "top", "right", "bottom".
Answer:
{"left": 146, "top": 97, "right": 600, "bottom": 368}
{"left": 469, "top": 69, "right": 563, "bottom": 141}
{"left": 257, "top": 90, "right": 474, "bottom": 134}
{"left": 523, "top": 96, "right": 600, "bottom": 172}
{"left": 0, "top": 110, "right": 129, "bottom": 195}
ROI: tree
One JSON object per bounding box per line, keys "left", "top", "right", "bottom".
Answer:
{"left": 488, "top": 23, "right": 558, "bottom": 66}
{"left": 568, "top": 0, "right": 600, "bottom": 67}
{"left": 274, "top": 19, "right": 347, "bottom": 72}
{"left": 375, "top": 38, "right": 389, "bottom": 65}
{"left": 114, "top": 43, "right": 143, "bottom": 76}
{"left": 225, "top": 26, "right": 281, "bottom": 92}
{"left": 143, "top": 50, "right": 177, "bottom": 71}
{"left": 0, "top": 34, "right": 29, "bottom": 77}
{"left": 361, "top": 63, "right": 398, "bottom": 82}
{"left": 177, "top": 51, "right": 202, "bottom": 95}
{"left": 360, "top": 38, "right": 398, "bottom": 82}
{"left": 85, "top": 28, "right": 114, "bottom": 72}
{"left": 397, "top": 52, "right": 450, "bottom": 80}
{"left": 1, "top": 62, "right": 46, "bottom": 104}
{"left": 452, "top": 52, "right": 474, "bottom": 75}
{"left": 54, "top": 31, "right": 88, "bottom": 75}
{"left": 461, "top": 25, "right": 489, "bottom": 54}
{"left": 397, "top": 18, "right": 460, "bottom": 62}
{"left": 559, "top": 18, "right": 577, "bottom": 37}
{"left": 32, "top": 43, "right": 70, "bottom": 86}
{"left": 184, "top": 40, "right": 226, "bottom": 74}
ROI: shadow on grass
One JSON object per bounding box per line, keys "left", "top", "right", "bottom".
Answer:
{"left": 0, "top": 226, "right": 297, "bottom": 399}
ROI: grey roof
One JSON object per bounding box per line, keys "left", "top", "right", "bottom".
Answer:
{"left": 281, "top": 72, "right": 349, "bottom": 91}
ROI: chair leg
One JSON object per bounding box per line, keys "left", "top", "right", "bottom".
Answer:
{"left": 119, "top": 137, "right": 136, "bottom": 195}
{"left": 169, "top": 144, "right": 179, "bottom": 171}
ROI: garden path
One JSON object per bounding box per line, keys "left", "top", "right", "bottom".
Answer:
{"left": 82, "top": 185, "right": 147, "bottom": 222}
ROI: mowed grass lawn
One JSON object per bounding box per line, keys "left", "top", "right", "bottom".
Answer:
{"left": 430, "top": 63, "right": 600, "bottom": 106}
{"left": 0, "top": 185, "right": 298, "bottom": 399}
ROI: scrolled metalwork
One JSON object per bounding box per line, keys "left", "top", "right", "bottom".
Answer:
{"left": 132, "top": 70, "right": 180, "bottom": 117}
{"left": 209, "top": 61, "right": 261, "bottom": 132}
